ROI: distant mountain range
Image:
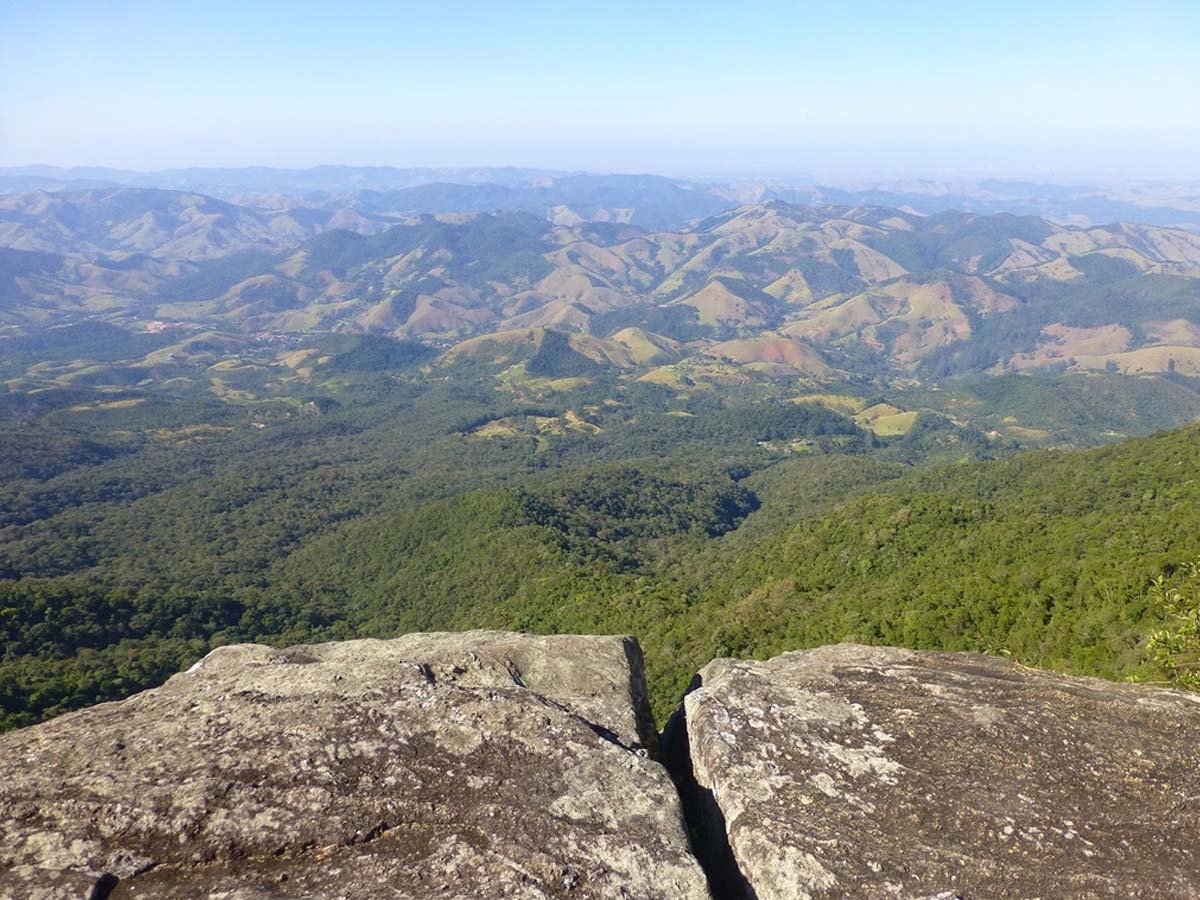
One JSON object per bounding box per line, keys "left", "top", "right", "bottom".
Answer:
{"left": 0, "top": 188, "right": 393, "bottom": 260}
{"left": 779, "top": 179, "right": 1200, "bottom": 232}
{"left": 4, "top": 183, "right": 1200, "bottom": 383}
{"left": 4, "top": 166, "right": 1200, "bottom": 233}
{"left": 0, "top": 164, "right": 564, "bottom": 196}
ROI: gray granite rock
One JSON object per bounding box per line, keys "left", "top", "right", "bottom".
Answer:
{"left": 667, "top": 643, "right": 1200, "bottom": 900}
{"left": 0, "top": 631, "right": 710, "bottom": 900}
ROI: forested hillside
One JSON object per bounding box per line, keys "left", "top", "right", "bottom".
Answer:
{"left": 217, "top": 422, "right": 1200, "bottom": 715}
{"left": 3, "top": 339, "right": 1198, "bottom": 727}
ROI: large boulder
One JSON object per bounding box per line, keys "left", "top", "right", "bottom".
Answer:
{"left": 0, "top": 631, "right": 710, "bottom": 900}
{"left": 666, "top": 643, "right": 1200, "bottom": 900}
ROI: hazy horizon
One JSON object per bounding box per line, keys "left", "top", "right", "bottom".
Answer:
{"left": 5, "top": 150, "right": 1200, "bottom": 187}
{"left": 5, "top": 1, "right": 1200, "bottom": 180}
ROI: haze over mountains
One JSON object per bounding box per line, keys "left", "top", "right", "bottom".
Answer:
{"left": 5, "top": 165, "right": 1200, "bottom": 229}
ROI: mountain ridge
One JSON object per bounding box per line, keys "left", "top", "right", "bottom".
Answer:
{"left": 6, "top": 193, "right": 1200, "bottom": 382}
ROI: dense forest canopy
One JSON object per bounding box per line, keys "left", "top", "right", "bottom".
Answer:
{"left": 2, "top": 323, "right": 1199, "bottom": 729}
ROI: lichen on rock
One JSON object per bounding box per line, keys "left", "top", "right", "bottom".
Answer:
{"left": 0, "top": 631, "right": 708, "bottom": 900}
{"left": 667, "top": 643, "right": 1200, "bottom": 900}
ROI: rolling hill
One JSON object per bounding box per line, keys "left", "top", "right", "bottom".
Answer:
{"left": 0, "top": 188, "right": 392, "bottom": 261}
{"left": 199, "top": 200, "right": 1200, "bottom": 381}
{"left": 6, "top": 189, "right": 1200, "bottom": 388}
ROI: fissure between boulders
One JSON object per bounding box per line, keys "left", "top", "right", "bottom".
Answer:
{"left": 86, "top": 873, "right": 120, "bottom": 900}
{"left": 659, "top": 675, "right": 758, "bottom": 900}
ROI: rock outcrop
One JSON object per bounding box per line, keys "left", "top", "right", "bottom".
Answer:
{"left": 0, "top": 631, "right": 710, "bottom": 900}
{"left": 5, "top": 636, "right": 1200, "bottom": 900}
{"left": 665, "top": 643, "right": 1200, "bottom": 900}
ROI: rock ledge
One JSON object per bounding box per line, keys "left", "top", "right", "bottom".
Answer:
{"left": 665, "top": 643, "right": 1200, "bottom": 900}
{"left": 0, "top": 631, "right": 708, "bottom": 900}
{"left": 4, "top": 637, "right": 1200, "bottom": 899}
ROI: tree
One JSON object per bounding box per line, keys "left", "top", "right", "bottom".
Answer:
{"left": 1147, "top": 561, "right": 1200, "bottom": 690}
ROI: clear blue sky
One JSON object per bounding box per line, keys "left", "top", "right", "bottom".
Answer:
{"left": 4, "top": 0, "right": 1199, "bottom": 178}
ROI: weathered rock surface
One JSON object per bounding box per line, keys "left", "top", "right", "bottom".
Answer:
{"left": 666, "top": 643, "right": 1200, "bottom": 900}
{"left": 8, "top": 635, "right": 1200, "bottom": 900}
{"left": 0, "top": 631, "right": 710, "bottom": 900}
